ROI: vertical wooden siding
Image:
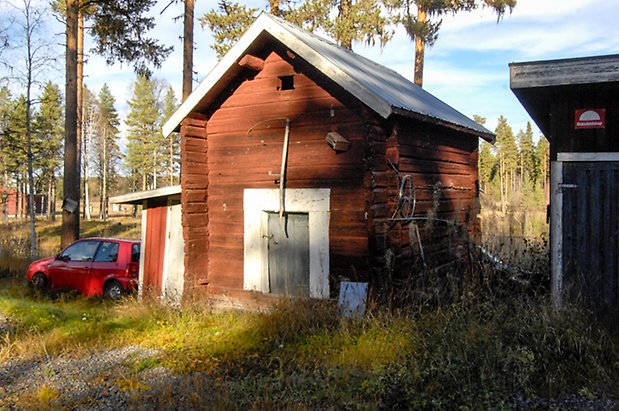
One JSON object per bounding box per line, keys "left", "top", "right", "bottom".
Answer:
{"left": 549, "top": 85, "right": 619, "bottom": 160}
{"left": 143, "top": 206, "right": 168, "bottom": 296}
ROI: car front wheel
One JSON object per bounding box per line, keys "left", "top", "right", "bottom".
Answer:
{"left": 31, "top": 273, "right": 49, "bottom": 292}
{"left": 103, "top": 281, "right": 124, "bottom": 300}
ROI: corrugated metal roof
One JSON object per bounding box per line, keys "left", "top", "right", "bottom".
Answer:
{"left": 163, "top": 12, "right": 494, "bottom": 142}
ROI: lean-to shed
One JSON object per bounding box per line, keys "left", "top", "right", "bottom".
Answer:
{"left": 510, "top": 54, "right": 619, "bottom": 307}
{"left": 110, "top": 185, "right": 184, "bottom": 305}
{"left": 163, "top": 13, "right": 494, "bottom": 306}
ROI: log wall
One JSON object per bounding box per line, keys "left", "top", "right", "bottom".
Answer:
{"left": 367, "top": 118, "right": 480, "bottom": 291}
{"left": 180, "top": 116, "right": 209, "bottom": 298}
{"left": 179, "top": 48, "right": 482, "bottom": 303}
{"left": 185, "top": 50, "right": 372, "bottom": 300}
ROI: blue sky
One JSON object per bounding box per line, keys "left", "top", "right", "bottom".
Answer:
{"left": 4, "top": 0, "right": 619, "bottom": 142}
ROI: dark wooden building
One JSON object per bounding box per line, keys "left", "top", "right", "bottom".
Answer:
{"left": 511, "top": 54, "right": 619, "bottom": 306}
{"left": 163, "top": 13, "right": 494, "bottom": 306}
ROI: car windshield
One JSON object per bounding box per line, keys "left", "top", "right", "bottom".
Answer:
{"left": 61, "top": 240, "right": 100, "bottom": 262}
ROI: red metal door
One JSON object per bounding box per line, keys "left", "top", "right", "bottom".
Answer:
{"left": 143, "top": 206, "right": 167, "bottom": 297}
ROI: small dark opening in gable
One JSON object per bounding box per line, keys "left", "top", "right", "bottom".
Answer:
{"left": 278, "top": 75, "right": 295, "bottom": 91}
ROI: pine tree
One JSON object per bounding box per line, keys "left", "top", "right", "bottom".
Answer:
{"left": 478, "top": 141, "right": 495, "bottom": 194}
{"left": 161, "top": 86, "right": 180, "bottom": 185}
{"left": 60, "top": 0, "right": 172, "bottom": 247}
{"left": 0, "top": 87, "right": 14, "bottom": 223}
{"left": 94, "top": 84, "right": 121, "bottom": 220}
{"left": 200, "top": 1, "right": 258, "bottom": 59}
{"left": 125, "top": 75, "right": 161, "bottom": 191}
{"left": 201, "top": 0, "right": 392, "bottom": 58}
{"left": 4, "top": 96, "right": 28, "bottom": 219}
{"left": 534, "top": 136, "right": 550, "bottom": 201}
{"left": 473, "top": 114, "right": 495, "bottom": 195}
{"left": 494, "top": 115, "right": 517, "bottom": 213}
{"left": 34, "top": 81, "right": 64, "bottom": 221}
{"left": 390, "top": 0, "right": 516, "bottom": 86}
{"left": 517, "top": 121, "right": 535, "bottom": 186}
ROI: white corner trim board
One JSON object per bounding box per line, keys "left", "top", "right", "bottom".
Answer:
{"left": 550, "top": 161, "right": 563, "bottom": 309}
{"left": 243, "top": 188, "right": 330, "bottom": 299}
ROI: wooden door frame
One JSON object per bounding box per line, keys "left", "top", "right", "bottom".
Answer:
{"left": 244, "top": 188, "right": 330, "bottom": 298}
{"left": 551, "top": 152, "right": 619, "bottom": 308}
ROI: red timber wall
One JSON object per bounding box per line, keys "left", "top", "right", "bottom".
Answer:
{"left": 181, "top": 49, "right": 372, "bottom": 301}
{"left": 373, "top": 118, "right": 480, "bottom": 287}
{"left": 1, "top": 188, "right": 28, "bottom": 217}
{"left": 180, "top": 116, "right": 209, "bottom": 298}
{"left": 142, "top": 205, "right": 168, "bottom": 297}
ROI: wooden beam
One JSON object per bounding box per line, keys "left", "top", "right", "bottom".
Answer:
{"left": 238, "top": 55, "right": 265, "bottom": 72}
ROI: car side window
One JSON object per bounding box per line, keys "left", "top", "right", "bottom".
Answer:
{"left": 94, "top": 241, "right": 119, "bottom": 263}
{"left": 61, "top": 240, "right": 100, "bottom": 262}
{"left": 131, "top": 243, "right": 140, "bottom": 262}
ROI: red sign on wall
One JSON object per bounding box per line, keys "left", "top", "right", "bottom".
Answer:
{"left": 575, "top": 108, "right": 606, "bottom": 129}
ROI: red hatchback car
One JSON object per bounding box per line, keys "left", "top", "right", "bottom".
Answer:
{"left": 26, "top": 238, "right": 141, "bottom": 299}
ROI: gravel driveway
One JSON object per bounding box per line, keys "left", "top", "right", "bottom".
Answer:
{"left": 0, "top": 346, "right": 213, "bottom": 409}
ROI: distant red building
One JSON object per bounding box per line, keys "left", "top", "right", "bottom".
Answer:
{"left": 1, "top": 187, "right": 48, "bottom": 218}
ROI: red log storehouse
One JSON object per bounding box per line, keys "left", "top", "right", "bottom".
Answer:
{"left": 163, "top": 13, "right": 494, "bottom": 306}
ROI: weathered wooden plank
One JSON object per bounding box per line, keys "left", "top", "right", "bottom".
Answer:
{"left": 238, "top": 54, "right": 265, "bottom": 72}
{"left": 182, "top": 125, "right": 208, "bottom": 138}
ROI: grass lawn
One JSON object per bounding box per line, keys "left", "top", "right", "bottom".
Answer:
{"left": 0, "top": 218, "right": 618, "bottom": 408}
{"left": 0, "top": 273, "right": 618, "bottom": 409}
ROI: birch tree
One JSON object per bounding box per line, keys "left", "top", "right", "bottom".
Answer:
{"left": 6, "top": 0, "right": 57, "bottom": 258}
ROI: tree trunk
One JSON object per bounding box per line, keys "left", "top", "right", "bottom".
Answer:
{"left": 62, "top": 0, "right": 80, "bottom": 248}
{"left": 414, "top": 7, "right": 426, "bottom": 87}
{"left": 25, "top": 72, "right": 37, "bottom": 259}
{"left": 182, "top": 0, "right": 194, "bottom": 102}
{"left": 152, "top": 148, "right": 157, "bottom": 190}
{"left": 169, "top": 131, "right": 174, "bottom": 186}
{"left": 499, "top": 156, "right": 506, "bottom": 214}
{"left": 50, "top": 174, "right": 56, "bottom": 222}
{"left": 47, "top": 173, "right": 52, "bottom": 220}
{"left": 102, "top": 127, "right": 107, "bottom": 221}
{"left": 79, "top": 12, "right": 88, "bottom": 221}
{"left": 2, "top": 171, "right": 8, "bottom": 224}
{"left": 20, "top": 177, "right": 25, "bottom": 219}
{"left": 338, "top": 0, "right": 353, "bottom": 49}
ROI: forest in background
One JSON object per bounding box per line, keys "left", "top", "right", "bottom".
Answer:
{"left": 1, "top": 82, "right": 549, "bottom": 234}
{"left": 0, "top": 0, "right": 532, "bottom": 258}
{"left": 0, "top": 76, "right": 180, "bottom": 223}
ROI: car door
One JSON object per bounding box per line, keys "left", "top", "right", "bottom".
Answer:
{"left": 48, "top": 240, "right": 100, "bottom": 293}
{"left": 89, "top": 241, "right": 121, "bottom": 295}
